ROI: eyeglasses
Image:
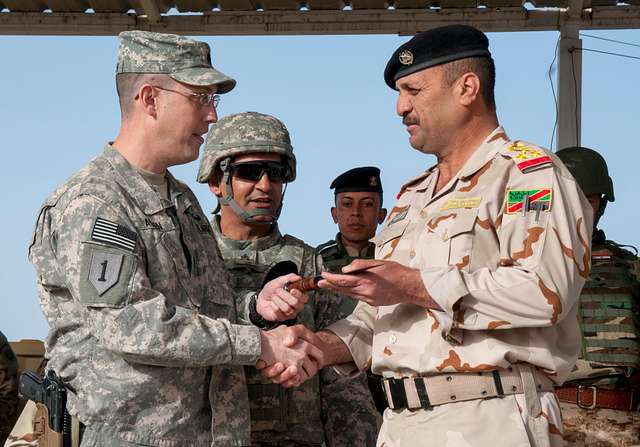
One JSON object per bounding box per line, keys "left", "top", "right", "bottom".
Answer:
{"left": 152, "top": 85, "right": 220, "bottom": 108}
{"left": 230, "top": 161, "right": 293, "bottom": 183}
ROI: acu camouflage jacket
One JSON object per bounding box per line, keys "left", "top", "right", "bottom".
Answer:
{"left": 28, "top": 146, "right": 261, "bottom": 447}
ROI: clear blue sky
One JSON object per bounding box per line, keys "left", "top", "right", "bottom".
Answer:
{"left": 2, "top": 29, "right": 639, "bottom": 341}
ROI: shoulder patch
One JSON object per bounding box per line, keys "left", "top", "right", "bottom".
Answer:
{"left": 79, "top": 243, "right": 136, "bottom": 307}
{"left": 506, "top": 141, "right": 552, "bottom": 173}
{"left": 91, "top": 217, "right": 137, "bottom": 251}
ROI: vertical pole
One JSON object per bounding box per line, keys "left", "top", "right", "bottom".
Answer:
{"left": 556, "top": 24, "right": 582, "bottom": 151}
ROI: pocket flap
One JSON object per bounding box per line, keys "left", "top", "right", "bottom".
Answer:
{"left": 427, "top": 209, "right": 478, "bottom": 240}
{"left": 371, "top": 220, "right": 410, "bottom": 247}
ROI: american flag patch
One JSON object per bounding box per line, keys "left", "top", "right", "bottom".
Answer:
{"left": 91, "top": 217, "right": 137, "bottom": 251}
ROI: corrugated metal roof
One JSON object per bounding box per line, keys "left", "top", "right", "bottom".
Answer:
{"left": 0, "top": 0, "right": 638, "bottom": 35}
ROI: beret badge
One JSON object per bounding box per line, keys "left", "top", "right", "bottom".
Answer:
{"left": 399, "top": 50, "right": 414, "bottom": 65}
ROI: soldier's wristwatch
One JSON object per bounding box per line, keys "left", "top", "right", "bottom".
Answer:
{"left": 248, "top": 292, "right": 278, "bottom": 329}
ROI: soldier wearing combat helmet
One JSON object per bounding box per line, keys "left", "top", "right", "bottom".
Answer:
{"left": 197, "top": 111, "right": 380, "bottom": 447}
{"left": 556, "top": 146, "right": 639, "bottom": 446}
{"left": 12, "top": 31, "right": 320, "bottom": 447}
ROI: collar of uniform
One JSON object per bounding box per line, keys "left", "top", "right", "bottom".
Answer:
{"left": 457, "top": 126, "right": 509, "bottom": 180}
{"left": 334, "top": 233, "right": 348, "bottom": 255}
{"left": 102, "top": 144, "right": 169, "bottom": 215}
{"left": 398, "top": 166, "right": 436, "bottom": 195}
{"left": 211, "top": 215, "right": 283, "bottom": 254}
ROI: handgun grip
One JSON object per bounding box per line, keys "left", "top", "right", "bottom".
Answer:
{"left": 19, "top": 371, "right": 44, "bottom": 402}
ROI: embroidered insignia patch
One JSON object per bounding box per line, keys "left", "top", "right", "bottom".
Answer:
{"left": 88, "top": 251, "right": 124, "bottom": 295}
{"left": 441, "top": 197, "right": 482, "bottom": 211}
{"left": 507, "top": 142, "right": 552, "bottom": 173}
{"left": 506, "top": 189, "right": 552, "bottom": 214}
{"left": 91, "top": 217, "right": 137, "bottom": 251}
{"left": 370, "top": 176, "right": 378, "bottom": 187}
{"left": 389, "top": 208, "right": 409, "bottom": 224}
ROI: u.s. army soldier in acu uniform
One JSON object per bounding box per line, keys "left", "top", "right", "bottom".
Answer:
{"left": 264, "top": 25, "right": 592, "bottom": 447}
{"left": 22, "top": 32, "right": 321, "bottom": 447}
{"left": 196, "top": 112, "right": 380, "bottom": 447}
{"left": 555, "top": 146, "right": 640, "bottom": 446}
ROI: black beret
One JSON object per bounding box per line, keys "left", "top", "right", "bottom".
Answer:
{"left": 384, "top": 25, "right": 491, "bottom": 90}
{"left": 330, "top": 166, "right": 383, "bottom": 194}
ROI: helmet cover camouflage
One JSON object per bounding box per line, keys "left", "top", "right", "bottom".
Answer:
{"left": 117, "top": 31, "right": 236, "bottom": 93}
{"left": 197, "top": 111, "right": 296, "bottom": 183}
{"left": 557, "top": 146, "right": 615, "bottom": 202}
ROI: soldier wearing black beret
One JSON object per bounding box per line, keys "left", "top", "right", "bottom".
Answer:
{"left": 318, "top": 167, "right": 386, "bottom": 278}
{"left": 264, "top": 25, "right": 591, "bottom": 447}
{"left": 316, "top": 166, "right": 388, "bottom": 414}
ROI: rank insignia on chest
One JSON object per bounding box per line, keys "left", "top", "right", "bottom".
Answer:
{"left": 507, "top": 142, "right": 552, "bottom": 173}
{"left": 506, "top": 189, "right": 552, "bottom": 218}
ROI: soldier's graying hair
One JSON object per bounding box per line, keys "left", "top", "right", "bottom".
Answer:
{"left": 441, "top": 57, "right": 496, "bottom": 110}
{"left": 116, "top": 73, "right": 171, "bottom": 118}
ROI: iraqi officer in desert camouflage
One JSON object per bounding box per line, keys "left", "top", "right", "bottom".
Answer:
{"left": 18, "top": 31, "right": 321, "bottom": 447}
{"left": 262, "top": 25, "right": 592, "bottom": 447}
{"left": 197, "top": 111, "right": 380, "bottom": 447}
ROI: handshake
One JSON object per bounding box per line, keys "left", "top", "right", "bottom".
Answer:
{"left": 251, "top": 270, "right": 329, "bottom": 388}
{"left": 251, "top": 258, "right": 435, "bottom": 387}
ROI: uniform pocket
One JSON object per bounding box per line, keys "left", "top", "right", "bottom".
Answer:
{"left": 372, "top": 220, "right": 410, "bottom": 260}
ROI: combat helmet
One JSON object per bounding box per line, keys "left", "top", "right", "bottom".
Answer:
{"left": 197, "top": 111, "right": 296, "bottom": 223}
{"left": 556, "top": 146, "right": 614, "bottom": 202}
{"left": 557, "top": 146, "right": 614, "bottom": 225}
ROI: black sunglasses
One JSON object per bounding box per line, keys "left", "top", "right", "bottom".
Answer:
{"left": 229, "top": 161, "right": 292, "bottom": 183}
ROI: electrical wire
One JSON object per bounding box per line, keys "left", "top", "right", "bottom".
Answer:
{"left": 573, "top": 47, "right": 640, "bottom": 61}
{"left": 581, "top": 33, "right": 640, "bottom": 49}
{"left": 548, "top": 36, "right": 560, "bottom": 150}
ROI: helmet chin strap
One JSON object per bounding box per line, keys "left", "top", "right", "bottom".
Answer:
{"left": 593, "top": 198, "right": 607, "bottom": 232}
{"left": 217, "top": 157, "right": 287, "bottom": 225}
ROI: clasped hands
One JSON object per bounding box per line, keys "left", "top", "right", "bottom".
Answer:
{"left": 254, "top": 259, "right": 439, "bottom": 388}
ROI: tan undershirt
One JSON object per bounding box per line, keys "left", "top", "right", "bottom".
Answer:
{"left": 136, "top": 167, "right": 169, "bottom": 200}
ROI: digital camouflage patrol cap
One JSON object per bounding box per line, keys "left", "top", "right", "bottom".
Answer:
{"left": 117, "top": 30, "right": 236, "bottom": 93}
{"left": 384, "top": 25, "right": 491, "bottom": 90}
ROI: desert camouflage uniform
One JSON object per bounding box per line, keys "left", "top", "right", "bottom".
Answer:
{"left": 212, "top": 218, "right": 380, "bottom": 447}
{"left": 559, "top": 229, "right": 640, "bottom": 446}
{"left": 27, "top": 146, "right": 259, "bottom": 447}
{"left": 329, "top": 127, "right": 592, "bottom": 446}
{"left": 0, "top": 332, "right": 19, "bottom": 445}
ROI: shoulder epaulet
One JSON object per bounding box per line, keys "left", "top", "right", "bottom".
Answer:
{"left": 396, "top": 169, "right": 432, "bottom": 199}
{"left": 504, "top": 141, "right": 553, "bottom": 174}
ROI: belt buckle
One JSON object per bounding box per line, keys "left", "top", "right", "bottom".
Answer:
{"left": 577, "top": 385, "right": 597, "bottom": 410}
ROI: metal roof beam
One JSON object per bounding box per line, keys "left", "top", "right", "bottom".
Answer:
{"left": 136, "top": 0, "right": 163, "bottom": 24}
{"left": 1, "top": 7, "right": 639, "bottom": 35}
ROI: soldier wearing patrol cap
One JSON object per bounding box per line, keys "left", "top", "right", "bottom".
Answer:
{"left": 13, "top": 31, "right": 321, "bottom": 447}
{"left": 555, "top": 146, "right": 640, "bottom": 446}
{"left": 196, "top": 112, "right": 380, "bottom": 447}
{"left": 261, "top": 24, "right": 592, "bottom": 447}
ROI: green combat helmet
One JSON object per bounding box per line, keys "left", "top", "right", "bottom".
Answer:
{"left": 557, "top": 146, "right": 614, "bottom": 223}
{"left": 197, "top": 112, "right": 296, "bottom": 223}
